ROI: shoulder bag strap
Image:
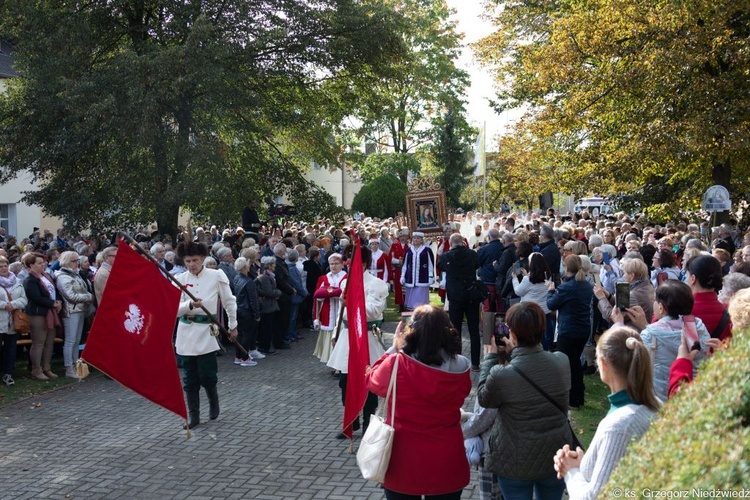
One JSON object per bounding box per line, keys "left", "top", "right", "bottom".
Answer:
{"left": 384, "top": 353, "right": 399, "bottom": 424}
{"left": 711, "top": 309, "right": 730, "bottom": 339}
{"left": 510, "top": 364, "right": 567, "bottom": 416}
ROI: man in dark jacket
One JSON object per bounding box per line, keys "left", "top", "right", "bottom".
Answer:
{"left": 273, "top": 243, "right": 296, "bottom": 350}
{"left": 440, "top": 233, "right": 481, "bottom": 369}
{"left": 538, "top": 225, "right": 561, "bottom": 285}
{"left": 477, "top": 229, "right": 505, "bottom": 313}
{"left": 493, "top": 233, "right": 516, "bottom": 294}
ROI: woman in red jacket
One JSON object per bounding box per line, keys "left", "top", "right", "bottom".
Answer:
{"left": 366, "top": 305, "right": 472, "bottom": 499}
{"left": 685, "top": 255, "right": 732, "bottom": 340}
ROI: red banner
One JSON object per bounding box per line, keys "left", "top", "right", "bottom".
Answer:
{"left": 343, "top": 238, "right": 370, "bottom": 439}
{"left": 82, "top": 240, "right": 186, "bottom": 420}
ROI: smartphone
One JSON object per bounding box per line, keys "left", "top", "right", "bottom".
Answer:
{"left": 494, "top": 321, "right": 510, "bottom": 345}
{"left": 514, "top": 262, "right": 521, "bottom": 274}
{"left": 594, "top": 273, "right": 601, "bottom": 286}
{"left": 683, "top": 315, "right": 701, "bottom": 351}
{"left": 615, "top": 282, "right": 630, "bottom": 310}
{"left": 602, "top": 252, "right": 611, "bottom": 265}
{"left": 401, "top": 311, "right": 413, "bottom": 326}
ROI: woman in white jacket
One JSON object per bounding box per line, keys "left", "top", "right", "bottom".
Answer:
{"left": 511, "top": 252, "right": 554, "bottom": 350}
{"left": 554, "top": 326, "right": 659, "bottom": 499}
{"left": 55, "top": 251, "right": 94, "bottom": 379}
{"left": 0, "top": 257, "right": 28, "bottom": 386}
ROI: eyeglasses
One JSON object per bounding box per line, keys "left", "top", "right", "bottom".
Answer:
{"left": 71, "top": 259, "right": 80, "bottom": 263}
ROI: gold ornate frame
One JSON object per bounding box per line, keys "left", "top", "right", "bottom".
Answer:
{"left": 405, "top": 178, "right": 447, "bottom": 236}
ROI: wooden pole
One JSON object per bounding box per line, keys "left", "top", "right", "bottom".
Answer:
{"left": 332, "top": 240, "right": 359, "bottom": 344}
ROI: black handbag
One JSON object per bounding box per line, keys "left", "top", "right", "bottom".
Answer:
{"left": 510, "top": 364, "right": 585, "bottom": 451}
{"left": 466, "top": 279, "right": 489, "bottom": 303}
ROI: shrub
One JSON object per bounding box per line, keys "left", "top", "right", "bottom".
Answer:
{"left": 605, "top": 329, "right": 750, "bottom": 495}
{"left": 351, "top": 174, "right": 407, "bottom": 219}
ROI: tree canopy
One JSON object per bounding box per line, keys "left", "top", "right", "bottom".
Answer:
{"left": 476, "top": 0, "right": 750, "bottom": 219}
{"left": 430, "top": 103, "right": 473, "bottom": 209}
{"left": 0, "top": 0, "right": 407, "bottom": 237}
{"left": 346, "top": 0, "right": 470, "bottom": 154}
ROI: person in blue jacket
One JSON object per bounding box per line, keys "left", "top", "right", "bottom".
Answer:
{"left": 547, "top": 254, "right": 594, "bottom": 408}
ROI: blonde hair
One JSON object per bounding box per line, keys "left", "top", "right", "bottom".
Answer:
{"left": 513, "top": 229, "right": 529, "bottom": 243}
{"left": 620, "top": 258, "right": 648, "bottom": 281}
{"left": 728, "top": 288, "right": 750, "bottom": 332}
{"left": 597, "top": 327, "right": 660, "bottom": 412}
{"left": 564, "top": 254, "right": 586, "bottom": 282}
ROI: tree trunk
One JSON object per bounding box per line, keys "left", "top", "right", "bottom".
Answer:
{"left": 156, "top": 203, "right": 181, "bottom": 244}
{"left": 711, "top": 159, "right": 731, "bottom": 224}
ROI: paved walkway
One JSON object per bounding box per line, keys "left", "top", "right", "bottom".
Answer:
{"left": 0, "top": 324, "right": 480, "bottom": 499}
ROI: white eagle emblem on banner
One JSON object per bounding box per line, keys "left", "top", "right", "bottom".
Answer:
{"left": 124, "top": 304, "right": 145, "bottom": 335}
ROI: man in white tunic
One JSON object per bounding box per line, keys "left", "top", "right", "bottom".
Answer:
{"left": 175, "top": 241, "right": 238, "bottom": 430}
{"left": 327, "top": 245, "right": 388, "bottom": 438}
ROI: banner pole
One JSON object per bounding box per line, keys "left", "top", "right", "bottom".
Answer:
{"left": 332, "top": 242, "right": 357, "bottom": 345}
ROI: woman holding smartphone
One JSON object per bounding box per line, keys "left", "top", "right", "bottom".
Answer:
{"left": 478, "top": 302, "right": 573, "bottom": 499}
{"left": 511, "top": 252, "right": 555, "bottom": 350}
{"left": 593, "top": 258, "right": 654, "bottom": 329}
{"left": 615, "top": 280, "right": 710, "bottom": 401}
{"left": 366, "top": 305, "right": 471, "bottom": 499}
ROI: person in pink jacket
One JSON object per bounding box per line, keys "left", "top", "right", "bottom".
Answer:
{"left": 366, "top": 305, "right": 472, "bottom": 499}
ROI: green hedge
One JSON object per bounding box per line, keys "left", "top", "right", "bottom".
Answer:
{"left": 351, "top": 174, "right": 407, "bottom": 220}
{"left": 605, "top": 329, "right": 750, "bottom": 495}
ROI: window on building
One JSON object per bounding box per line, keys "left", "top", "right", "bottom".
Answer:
{"left": 0, "top": 204, "right": 9, "bottom": 232}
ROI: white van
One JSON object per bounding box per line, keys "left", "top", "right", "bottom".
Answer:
{"left": 574, "top": 197, "right": 613, "bottom": 218}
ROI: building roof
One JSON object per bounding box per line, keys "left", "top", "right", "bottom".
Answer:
{"left": 0, "top": 40, "right": 18, "bottom": 79}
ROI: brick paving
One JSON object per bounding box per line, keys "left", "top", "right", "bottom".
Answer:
{"left": 0, "top": 323, "right": 480, "bottom": 499}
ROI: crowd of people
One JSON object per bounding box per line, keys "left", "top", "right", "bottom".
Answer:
{"left": 0, "top": 208, "right": 749, "bottom": 498}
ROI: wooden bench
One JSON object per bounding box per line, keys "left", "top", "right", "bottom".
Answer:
{"left": 16, "top": 333, "right": 64, "bottom": 346}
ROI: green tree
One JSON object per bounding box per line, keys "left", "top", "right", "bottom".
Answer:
{"left": 0, "top": 1, "right": 405, "bottom": 238}
{"left": 346, "top": 0, "right": 470, "bottom": 154}
{"left": 356, "top": 152, "right": 421, "bottom": 184}
{"left": 351, "top": 174, "right": 408, "bottom": 219}
{"left": 430, "top": 103, "right": 473, "bottom": 209}
{"left": 476, "top": 0, "right": 750, "bottom": 220}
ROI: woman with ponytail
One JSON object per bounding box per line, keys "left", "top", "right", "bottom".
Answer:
{"left": 553, "top": 327, "right": 659, "bottom": 499}
{"left": 547, "top": 254, "right": 594, "bottom": 408}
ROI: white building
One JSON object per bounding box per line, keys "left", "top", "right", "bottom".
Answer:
{"left": 0, "top": 40, "right": 62, "bottom": 240}
{"left": 304, "top": 161, "right": 362, "bottom": 210}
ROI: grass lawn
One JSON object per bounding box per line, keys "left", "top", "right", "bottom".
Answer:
{"left": 383, "top": 289, "right": 610, "bottom": 446}
{"left": 570, "top": 373, "right": 610, "bottom": 448}
{"left": 383, "top": 287, "right": 444, "bottom": 322}
{"left": 0, "top": 356, "right": 93, "bottom": 407}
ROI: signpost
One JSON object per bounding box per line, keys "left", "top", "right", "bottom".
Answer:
{"left": 701, "top": 185, "right": 731, "bottom": 243}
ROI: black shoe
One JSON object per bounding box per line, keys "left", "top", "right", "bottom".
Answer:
{"left": 184, "top": 391, "right": 200, "bottom": 429}
{"left": 205, "top": 385, "right": 220, "bottom": 420}
{"left": 276, "top": 343, "right": 291, "bottom": 350}
{"left": 183, "top": 418, "right": 200, "bottom": 430}
{"left": 335, "top": 431, "right": 347, "bottom": 440}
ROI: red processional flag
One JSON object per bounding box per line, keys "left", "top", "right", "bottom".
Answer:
{"left": 343, "top": 238, "right": 370, "bottom": 439}
{"left": 81, "top": 239, "right": 186, "bottom": 420}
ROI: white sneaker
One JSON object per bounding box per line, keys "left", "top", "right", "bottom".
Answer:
{"left": 233, "top": 358, "right": 243, "bottom": 365}
{"left": 249, "top": 350, "right": 266, "bottom": 360}
{"left": 238, "top": 358, "right": 257, "bottom": 367}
